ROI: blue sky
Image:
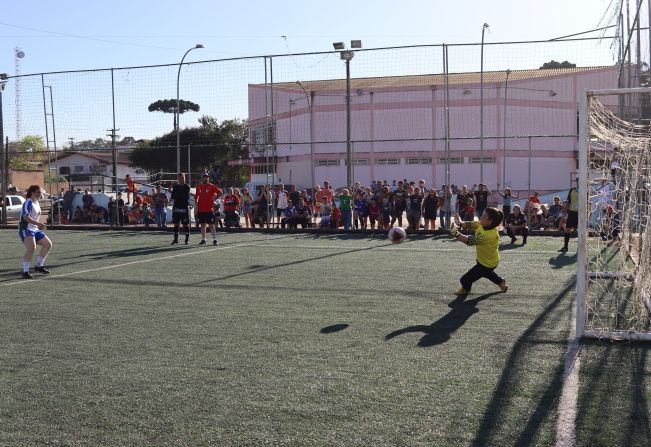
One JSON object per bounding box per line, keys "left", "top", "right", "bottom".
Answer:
{"left": 1, "top": 0, "right": 620, "bottom": 74}
{"left": 0, "top": 0, "right": 634, "bottom": 143}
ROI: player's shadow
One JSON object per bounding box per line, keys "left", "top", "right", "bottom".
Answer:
{"left": 548, "top": 252, "right": 577, "bottom": 269}
{"left": 385, "top": 292, "right": 502, "bottom": 347}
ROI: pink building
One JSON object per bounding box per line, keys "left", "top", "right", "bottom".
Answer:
{"left": 244, "top": 66, "right": 618, "bottom": 192}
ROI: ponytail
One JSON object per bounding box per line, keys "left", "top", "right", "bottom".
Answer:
{"left": 484, "top": 207, "right": 503, "bottom": 230}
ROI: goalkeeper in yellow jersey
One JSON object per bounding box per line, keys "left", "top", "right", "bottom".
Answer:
{"left": 450, "top": 207, "right": 508, "bottom": 295}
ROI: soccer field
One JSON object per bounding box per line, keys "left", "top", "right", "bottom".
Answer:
{"left": 0, "top": 229, "right": 649, "bottom": 446}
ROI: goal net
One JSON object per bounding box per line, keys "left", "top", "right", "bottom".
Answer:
{"left": 577, "top": 88, "right": 651, "bottom": 340}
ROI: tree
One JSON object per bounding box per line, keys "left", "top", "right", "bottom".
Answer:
{"left": 148, "top": 99, "right": 200, "bottom": 129}
{"left": 129, "top": 116, "right": 248, "bottom": 185}
{"left": 539, "top": 60, "right": 577, "bottom": 69}
{"left": 9, "top": 135, "right": 47, "bottom": 170}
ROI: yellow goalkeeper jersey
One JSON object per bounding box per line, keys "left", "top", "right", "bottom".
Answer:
{"left": 465, "top": 221, "right": 500, "bottom": 268}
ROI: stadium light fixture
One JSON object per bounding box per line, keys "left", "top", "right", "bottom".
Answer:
{"left": 176, "top": 44, "right": 205, "bottom": 176}
{"left": 0, "top": 73, "right": 7, "bottom": 80}
{"left": 332, "top": 42, "right": 345, "bottom": 50}
{"left": 350, "top": 40, "right": 362, "bottom": 49}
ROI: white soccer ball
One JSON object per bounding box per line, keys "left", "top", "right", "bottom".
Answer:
{"left": 388, "top": 226, "right": 407, "bottom": 244}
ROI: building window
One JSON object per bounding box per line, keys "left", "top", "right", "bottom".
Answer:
{"left": 316, "top": 159, "right": 340, "bottom": 167}
{"left": 90, "top": 164, "right": 107, "bottom": 174}
{"left": 406, "top": 157, "right": 432, "bottom": 165}
{"left": 345, "top": 159, "right": 369, "bottom": 166}
{"left": 375, "top": 158, "right": 400, "bottom": 165}
{"left": 437, "top": 157, "right": 464, "bottom": 164}
{"left": 250, "top": 122, "right": 276, "bottom": 149}
{"left": 74, "top": 165, "right": 84, "bottom": 173}
{"left": 468, "top": 157, "right": 496, "bottom": 164}
{"left": 59, "top": 166, "right": 71, "bottom": 176}
{"left": 252, "top": 164, "right": 276, "bottom": 175}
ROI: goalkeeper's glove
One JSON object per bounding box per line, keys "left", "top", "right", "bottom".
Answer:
{"left": 450, "top": 225, "right": 459, "bottom": 238}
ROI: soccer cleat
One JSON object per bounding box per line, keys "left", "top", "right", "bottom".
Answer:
{"left": 510, "top": 237, "right": 517, "bottom": 244}
{"left": 34, "top": 266, "right": 50, "bottom": 274}
{"left": 499, "top": 281, "right": 508, "bottom": 293}
{"left": 454, "top": 288, "right": 469, "bottom": 295}
{"left": 199, "top": 240, "right": 206, "bottom": 245}
{"left": 522, "top": 239, "right": 527, "bottom": 245}
{"left": 21, "top": 272, "right": 34, "bottom": 279}
{"left": 171, "top": 239, "right": 178, "bottom": 245}
{"left": 184, "top": 235, "right": 189, "bottom": 245}
{"left": 213, "top": 240, "right": 218, "bottom": 246}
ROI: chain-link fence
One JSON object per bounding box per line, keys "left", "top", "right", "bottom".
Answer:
{"left": 0, "top": 35, "right": 632, "bottom": 225}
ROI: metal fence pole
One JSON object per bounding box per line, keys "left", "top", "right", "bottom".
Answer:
{"left": 527, "top": 136, "right": 532, "bottom": 226}
{"left": 0, "top": 82, "right": 6, "bottom": 225}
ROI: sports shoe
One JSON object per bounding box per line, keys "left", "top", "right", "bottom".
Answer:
{"left": 34, "top": 266, "right": 50, "bottom": 274}
{"left": 184, "top": 236, "right": 189, "bottom": 245}
{"left": 212, "top": 240, "right": 218, "bottom": 246}
{"left": 511, "top": 237, "right": 517, "bottom": 244}
{"left": 171, "top": 239, "right": 178, "bottom": 245}
{"left": 522, "top": 239, "right": 527, "bottom": 245}
{"left": 499, "top": 281, "right": 508, "bottom": 293}
{"left": 559, "top": 246, "right": 568, "bottom": 252}
{"left": 199, "top": 240, "right": 206, "bottom": 245}
{"left": 454, "top": 288, "right": 469, "bottom": 295}
{"left": 21, "top": 272, "right": 34, "bottom": 279}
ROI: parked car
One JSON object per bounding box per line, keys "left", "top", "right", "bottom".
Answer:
{"left": 1, "top": 195, "right": 26, "bottom": 221}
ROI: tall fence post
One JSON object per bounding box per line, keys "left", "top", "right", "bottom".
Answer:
{"left": 0, "top": 81, "right": 6, "bottom": 225}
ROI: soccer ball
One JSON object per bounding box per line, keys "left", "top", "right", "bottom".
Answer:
{"left": 388, "top": 226, "right": 407, "bottom": 244}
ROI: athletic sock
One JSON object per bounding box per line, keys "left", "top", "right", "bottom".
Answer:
{"left": 36, "top": 256, "right": 46, "bottom": 267}
{"left": 22, "top": 261, "right": 31, "bottom": 273}
{"left": 564, "top": 233, "right": 570, "bottom": 248}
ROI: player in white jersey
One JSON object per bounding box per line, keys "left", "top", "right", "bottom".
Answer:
{"left": 18, "top": 185, "right": 53, "bottom": 279}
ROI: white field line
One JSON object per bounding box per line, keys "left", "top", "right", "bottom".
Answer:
{"left": 555, "top": 292, "right": 581, "bottom": 447}
{"left": 0, "top": 240, "right": 275, "bottom": 288}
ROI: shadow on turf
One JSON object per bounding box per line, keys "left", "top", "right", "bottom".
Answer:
{"left": 384, "top": 292, "right": 502, "bottom": 347}
{"left": 470, "top": 279, "right": 575, "bottom": 447}
{"left": 576, "top": 340, "right": 651, "bottom": 446}
{"left": 320, "top": 324, "right": 349, "bottom": 334}
{"left": 548, "top": 252, "right": 578, "bottom": 269}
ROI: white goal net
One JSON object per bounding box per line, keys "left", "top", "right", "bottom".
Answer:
{"left": 577, "top": 88, "right": 651, "bottom": 340}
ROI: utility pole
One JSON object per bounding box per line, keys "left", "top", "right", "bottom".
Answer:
{"left": 107, "top": 128, "right": 119, "bottom": 195}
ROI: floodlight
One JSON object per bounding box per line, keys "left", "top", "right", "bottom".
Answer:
{"left": 332, "top": 42, "right": 345, "bottom": 50}
{"left": 350, "top": 40, "right": 362, "bottom": 49}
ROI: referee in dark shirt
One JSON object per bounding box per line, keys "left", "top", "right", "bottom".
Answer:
{"left": 171, "top": 173, "right": 191, "bottom": 245}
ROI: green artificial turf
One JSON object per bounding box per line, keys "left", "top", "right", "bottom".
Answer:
{"left": 0, "top": 229, "right": 648, "bottom": 446}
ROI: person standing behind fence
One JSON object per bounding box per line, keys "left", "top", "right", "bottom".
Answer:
{"left": 170, "top": 173, "right": 191, "bottom": 245}
{"left": 439, "top": 185, "right": 453, "bottom": 229}
{"left": 473, "top": 184, "right": 490, "bottom": 219}
{"left": 497, "top": 186, "right": 518, "bottom": 226}
{"left": 338, "top": 189, "right": 353, "bottom": 230}
{"left": 152, "top": 185, "right": 169, "bottom": 228}
{"left": 423, "top": 188, "right": 439, "bottom": 230}
{"left": 125, "top": 174, "right": 137, "bottom": 204}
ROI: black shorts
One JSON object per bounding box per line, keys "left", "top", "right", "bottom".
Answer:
{"left": 566, "top": 210, "right": 578, "bottom": 228}
{"left": 172, "top": 209, "right": 189, "bottom": 226}
{"left": 197, "top": 211, "right": 216, "bottom": 224}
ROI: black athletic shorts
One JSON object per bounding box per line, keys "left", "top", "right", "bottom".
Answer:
{"left": 197, "top": 211, "right": 216, "bottom": 224}
{"left": 566, "top": 210, "right": 578, "bottom": 229}
{"left": 172, "top": 208, "right": 189, "bottom": 226}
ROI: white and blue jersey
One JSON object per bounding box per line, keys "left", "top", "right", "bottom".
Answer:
{"left": 18, "top": 198, "right": 45, "bottom": 242}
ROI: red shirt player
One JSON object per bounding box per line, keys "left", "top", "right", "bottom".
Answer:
{"left": 194, "top": 173, "right": 222, "bottom": 245}
{"left": 125, "top": 174, "right": 137, "bottom": 204}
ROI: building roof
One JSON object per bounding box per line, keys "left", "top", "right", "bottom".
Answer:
{"left": 54, "top": 151, "right": 132, "bottom": 165}
{"left": 267, "top": 66, "right": 615, "bottom": 91}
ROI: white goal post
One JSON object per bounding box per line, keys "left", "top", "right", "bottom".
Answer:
{"left": 577, "top": 87, "right": 651, "bottom": 341}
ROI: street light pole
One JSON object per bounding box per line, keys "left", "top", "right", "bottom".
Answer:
{"left": 176, "top": 44, "right": 204, "bottom": 175}
{"left": 296, "top": 80, "right": 314, "bottom": 188}
{"left": 0, "top": 75, "right": 6, "bottom": 225}
{"left": 345, "top": 54, "right": 352, "bottom": 190}
{"left": 502, "top": 69, "right": 511, "bottom": 188}
{"left": 480, "top": 23, "right": 489, "bottom": 185}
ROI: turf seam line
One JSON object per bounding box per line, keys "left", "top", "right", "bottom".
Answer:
{"left": 555, "top": 291, "right": 581, "bottom": 447}
{"left": 0, "top": 238, "right": 289, "bottom": 287}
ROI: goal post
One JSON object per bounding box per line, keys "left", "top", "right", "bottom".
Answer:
{"left": 577, "top": 87, "right": 651, "bottom": 341}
